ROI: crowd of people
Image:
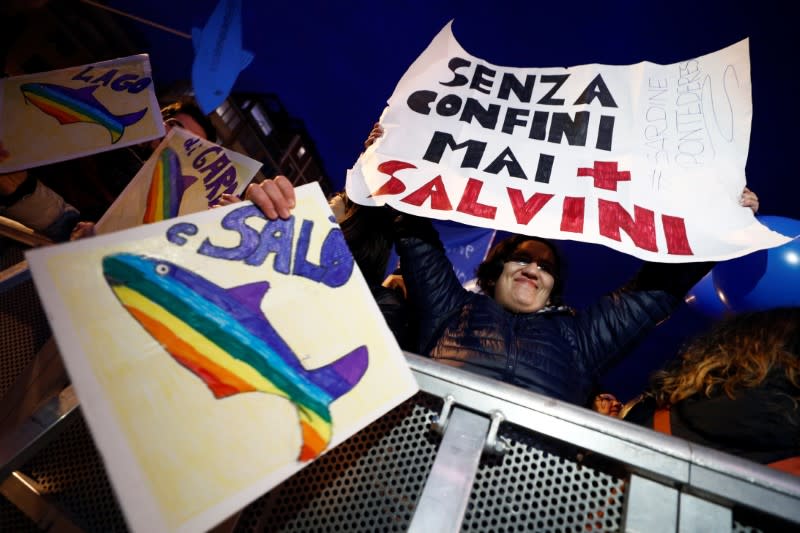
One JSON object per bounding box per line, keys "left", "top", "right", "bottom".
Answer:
{"left": 2, "top": 89, "right": 797, "bottom": 477}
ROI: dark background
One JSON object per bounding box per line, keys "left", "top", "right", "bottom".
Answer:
{"left": 12, "top": 0, "right": 800, "bottom": 400}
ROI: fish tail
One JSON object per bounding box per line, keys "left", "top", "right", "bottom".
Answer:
{"left": 293, "top": 346, "right": 368, "bottom": 460}
{"left": 296, "top": 406, "right": 331, "bottom": 461}
{"left": 107, "top": 107, "right": 147, "bottom": 144}
{"left": 116, "top": 107, "right": 148, "bottom": 127}
{"left": 306, "top": 345, "right": 368, "bottom": 400}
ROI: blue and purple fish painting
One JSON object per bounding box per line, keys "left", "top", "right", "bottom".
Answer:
{"left": 102, "top": 252, "right": 369, "bottom": 461}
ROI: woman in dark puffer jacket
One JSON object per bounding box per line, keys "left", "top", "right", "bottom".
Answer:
{"left": 394, "top": 217, "right": 716, "bottom": 406}
{"left": 246, "top": 176, "right": 759, "bottom": 407}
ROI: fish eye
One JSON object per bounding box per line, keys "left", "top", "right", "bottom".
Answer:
{"left": 155, "top": 263, "right": 170, "bottom": 275}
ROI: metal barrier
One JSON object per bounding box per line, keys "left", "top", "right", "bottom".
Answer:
{"left": 2, "top": 243, "right": 799, "bottom": 531}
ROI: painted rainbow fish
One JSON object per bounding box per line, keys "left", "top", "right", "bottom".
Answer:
{"left": 20, "top": 82, "right": 148, "bottom": 144}
{"left": 143, "top": 147, "right": 197, "bottom": 223}
{"left": 102, "top": 253, "right": 369, "bottom": 461}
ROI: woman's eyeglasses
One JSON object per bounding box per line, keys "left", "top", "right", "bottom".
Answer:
{"left": 506, "top": 254, "right": 556, "bottom": 275}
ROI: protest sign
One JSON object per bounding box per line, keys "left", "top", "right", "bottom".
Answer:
{"left": 347, "top": 22, "right": 790, "bottom": 262}
{"left": 26, "top": 182, "right": 418, "bottom": 532}
{"left": 0, "top": 55, "right": 164, "bottom": 173}
{"left": 95, "top": 128, "right": 259, "bottom": 234}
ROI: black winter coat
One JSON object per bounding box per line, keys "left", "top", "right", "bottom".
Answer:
{"left": 396, "top": 218, "right": 711, "bottom": 406}
{"left": 625, "top": 369, "right": 800, "bottom": 465}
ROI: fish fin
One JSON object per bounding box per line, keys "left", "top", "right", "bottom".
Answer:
{"left": 227, "top": 281, "right": 270, "bottom": 313}
{"left": 240, "top": 49, "right": 255, "bottom": 70}
{"left": 305, "top": 345, "right": 369, "bottom": 399}
{"left": 116, "top": 107, "right": 148, "bottom": 127}
{"left": 296, "top": 406, "right": 331, "bottom": 461}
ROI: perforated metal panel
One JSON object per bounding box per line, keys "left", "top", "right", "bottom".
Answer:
{"left": 235, "top": 392, "right": 443, "bottom": 532}
{"left": 0, "top": 272, "right": 51, "bottom": 400}
{"left": 462, "top": 425, "right": 624, "bottom": 532}
{"left": 233, "top": 394, "right": 627, "bottom": 533}
{"left": 17, "top": 416, "right": 128, "bottom": 532}
{"left": 1, "top": 387, "right": 797, "bottom": 532}
{"left": 1, "top": 242, "right": 52, "bottom": 531}
{"left": 0, "top": 239, "right": 27, "bottom": 269}
{"left": 0, "top": 492, "right": 41, "bottom": 532}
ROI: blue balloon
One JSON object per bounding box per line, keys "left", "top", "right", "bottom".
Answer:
{"left": 712, "top": 215, "right": 800, "bottom": 312}
{"left": 685, "top": 272, "right": 729, "bottom": 317}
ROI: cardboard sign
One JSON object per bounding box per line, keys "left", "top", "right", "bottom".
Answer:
{"left": 26, "top": 183, "right": 418, "bottom": 532}
{"left": 347, "top": 22, "right": 790, "bottom": 262}
{"left": 0, "top": 55, "right": 164, "bottom": 173}
{"left": 95, "top": 128, "right": 260, "bottom": 235}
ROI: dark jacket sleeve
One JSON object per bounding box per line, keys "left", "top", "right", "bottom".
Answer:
{"left": 370, "top": 285, "right": 413, "bottom": 352}
{"left": 393, "top": 214, "right": 471, "bottom": 354}
{"left": 572, "top": 261, "right": 714, "bottom": 375}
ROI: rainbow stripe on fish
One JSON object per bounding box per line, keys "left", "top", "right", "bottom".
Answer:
{"left": 102, "top": 253, "right": 368, "bottom": 461}
{"left": 21, "top": 82, "right": 147, "bottom": 144}
{"left": 143, "top": 147, "right": 197, "bottom": 223}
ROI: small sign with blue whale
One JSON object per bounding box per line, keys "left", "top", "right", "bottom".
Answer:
{"left": 26, "top": 182, "right": 418, "bottom": 533}
{"left": 0, "top": 54, "right": 164, "bottom": 173}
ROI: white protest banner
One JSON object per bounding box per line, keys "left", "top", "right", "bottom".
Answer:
{"left": 95, "top": 128, "right": 259, "bottom": 234}
{"left": 0, "top": 55, "right": 164, "bottom": 173}
{"left": 25, "top": 182, "right": 418, "bottom": 533}
{"left": 347, "top": 22, "right": 790, "bottom": 262}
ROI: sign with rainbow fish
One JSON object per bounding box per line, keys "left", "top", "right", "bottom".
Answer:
{"left": 0, "top": 54, "right": 164, "bottom": 173}
{"left": 25, "top": 182, "right": 418, "bottom": 533}
{"left": 95, "top": 128, "right": 260, "bottom": 235}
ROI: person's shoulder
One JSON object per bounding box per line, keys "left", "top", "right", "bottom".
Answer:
{"left": 371, "top": 284, "right": 404, "bottom": 305}
{"left": 621, "top": 394, "right": 656, "bottom": 425}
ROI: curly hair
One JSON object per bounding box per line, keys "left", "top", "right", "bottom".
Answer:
{"left": 475, "top": 235, "right": 564, "bottom": 306}
{"left": 651, "top": 307, "right": 800, "bottom": 406}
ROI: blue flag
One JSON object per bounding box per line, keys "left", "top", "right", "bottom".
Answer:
{"left": 191, "top": 0, "right": 254, "bottom": 114}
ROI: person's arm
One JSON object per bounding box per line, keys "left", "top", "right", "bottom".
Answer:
{"left": 573, "top": 185, "right": 758, "bottom": 374}
{"left": 572, "top": 259, "right": 714, "bottom": 375}
{"left": 393, "top": 213, "right": 471, "bottom": 354}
